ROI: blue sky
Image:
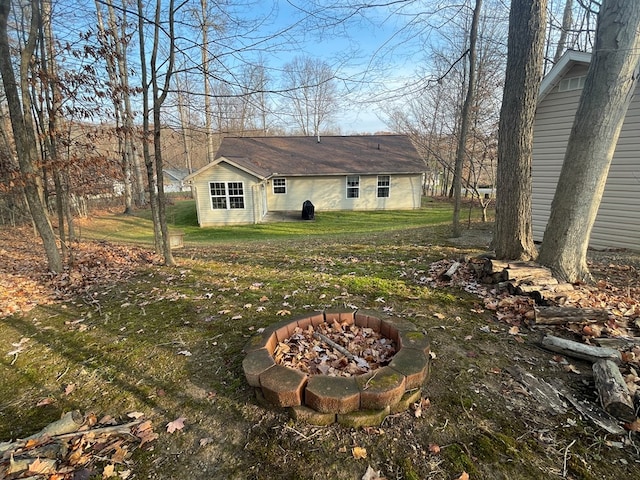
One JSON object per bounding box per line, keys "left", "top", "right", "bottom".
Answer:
{"left": 243, "top": 0, "right": 431, "bottom": 133}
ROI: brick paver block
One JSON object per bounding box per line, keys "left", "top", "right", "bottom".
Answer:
{"left": 305, "top": 375, "right": 361, "bottom": 414}
{"left": 242, "top": 348, "right": 276, "bottom": 387}
{"left": 337, "top": 406, "right": 391, "bottom": 428}
{"left": 290, "top": 405, "right": 336, "bottom": 426}
{"left": 259, "top": 365, "right": 308, "bottom": 407}
{"left": 397, "top": 330, "right": 430, "bottom": 355}
{"left": 390, "top": 388, "right": 422, "bottom": 414}
{"left": 357, "top": 366, "right": 406, "bottom": 410}
{"left": 325, "top": 309, "right": 355, "bottom": 325}
{"left": 388, "top": 348, "right": 429, "bottom": 389}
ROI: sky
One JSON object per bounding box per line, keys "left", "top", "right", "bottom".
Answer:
{"left": 241, "top": 0, "right": 434, "bottom": 134}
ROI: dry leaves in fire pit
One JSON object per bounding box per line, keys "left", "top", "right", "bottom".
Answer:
{"left": 274, "top": 320, "right": 396, "bottom": 377}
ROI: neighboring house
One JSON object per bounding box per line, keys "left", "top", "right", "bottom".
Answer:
{"left": 163, "top": 168, "right": 190, "bottom": 193}
{"left": 532, "top": 50, "right": 640, "bottom": 251}
{"left": 185, "top": 135, "right": 425, "bottom": 226}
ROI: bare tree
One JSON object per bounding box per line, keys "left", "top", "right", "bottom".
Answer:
{"left": 493, "top": 0, "right": 547, "bottom": 260}
{"left": 452, "top": 0, "right": 482, "bottom": 237}
{"left": 0, "top": 0, "right": 62, "bottom": 273}
{"left": 281, "top": 56, "right": 338, "bottom": 136}
{"left": 538, "top": 0, "right": 640, "bottom": 282}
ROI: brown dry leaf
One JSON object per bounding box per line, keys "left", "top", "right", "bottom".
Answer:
{"left": 103, "top": 464, "right": 116, "bottom": 477}
{"left": 456, "top": 472, "right": 470, "bottom": 480}
{"left": 433, "top": 312, "right": 446, "bottom": 319}
{"left": 166, "top": 416, "right": 186, "bottom": 433}
{"left": 276, "top": 309, "right": 291, "bottom": 316}
{"left": 625, "top": 418, "right": 640, "bottom": 432}
{"left": 36, "top": 397, "right": 55, "bottom": 407}
{"left": 428, "top": 443, "right": 441, "bottom": 454}
{"left": 27, "top": 457, "right": 57, "bottom": 474}
{"left": 352, "top": 446, "right": 367, "bottom": 459}
{"left": 127, "top": 411, "right": 145, "bottom": 419}
{"left": 508, "top": 325, "right": 520, "bottom": 335}
{"left": 362, "top": 465, "right": 386, "bottom": 480}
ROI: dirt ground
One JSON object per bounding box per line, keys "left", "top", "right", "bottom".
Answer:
{"left": 2, "top": 221, "right": 640, "bottom": 480}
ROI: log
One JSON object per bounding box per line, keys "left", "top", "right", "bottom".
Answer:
{"left": 593, "top": 359, "right": 636, "bottom": 423}
{"left": 0, "top": 410, "right": 84, "bottom": 456}
{"left": 440, "top": 261, "right": 461, "bottom": 281}
{"left": 541, "top": 335, "right": 622, "bottom": 364}
{"left": 503, "top": 265, "right": 553, "bottom": 282}
{"left": 534, "top": 306, "right": 609, "bottom": 325}
{"left": 483, "top": 258, "right": 509, "bottom": 275}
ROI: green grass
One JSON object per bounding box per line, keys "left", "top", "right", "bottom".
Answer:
{"left": 79, "top": 197, "right": 483, "bottom": 245}
{"left": 9, "top": 200, "right": 635, "bottom": 479}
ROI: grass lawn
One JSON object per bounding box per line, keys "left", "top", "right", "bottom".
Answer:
{"left": 1, "top": 200, "right": 637, "bottom": 479}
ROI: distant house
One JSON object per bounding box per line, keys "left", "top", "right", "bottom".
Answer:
{"left": 532, "top": 50, "right": 640, "bottom": 250}
{"left": 185, "top": 135, "right": 425, "bottom": 226}
{"left": 163, "top": 168, "right": 190, "bottom": 193}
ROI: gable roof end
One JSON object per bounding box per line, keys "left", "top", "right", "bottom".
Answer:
{"left": 538, "top": 50, "right": 592, "bottom": 103}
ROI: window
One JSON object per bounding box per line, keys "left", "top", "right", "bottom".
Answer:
{"left": 210, "top": 181, "right": 245, "bottom": 209}
{"left": 377, "top": 175, "right": 390, "bottom": 198}
{"left": 346, "top": 175, "right": 360, "bottom": 198}
{"left": 558, "top": 76, "right": 585, "bottom": 92}
{"left": 273, "top": 177, "right": 286, "bottom": 194}
{"left": 210, "top": 182, "right": 227, "bottom": 209}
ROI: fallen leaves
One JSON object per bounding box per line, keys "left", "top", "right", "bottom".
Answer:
{"left": 166, "top": 416, "right": 186, "bottom": 433}
{"left": 352, "top": 446, "right": 367, "bottom": 459}
{"left": 0, "top": 411, "right": 155, "bottom": 480}
{"left": 273, "top": 320, "right": 396, "bottom": 377}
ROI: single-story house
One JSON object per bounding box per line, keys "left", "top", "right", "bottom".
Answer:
{"left": 532, "top": 50, "right": 640, "bottom": 250}
{"left": 163, "top": 168, "right": 190, "bottom": 193}
{"left": 185, "top": 135, "right": 425, "bottom": 226}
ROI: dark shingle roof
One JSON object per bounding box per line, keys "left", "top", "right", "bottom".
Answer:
{"left": 214, "top": 135, "right": 424, "bottom": 178}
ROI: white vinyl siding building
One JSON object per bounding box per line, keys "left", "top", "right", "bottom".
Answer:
{"left": 186, "top": 135, "right": 425, "bottom": 226}
{"left": 532, "top": 51, "right": 640, "bottom": 251}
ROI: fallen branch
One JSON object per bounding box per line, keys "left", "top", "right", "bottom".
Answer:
{"left": 440, "top": 261, "right": 461, "bottom": 281}
{"left": 1, "top": 418, "right": 143, "bottom": 458}
{"left": 541, "top": 335, "right": 622, "bottom": 364}
{"left": 312, "top": 332, "right": 369, "bottom": 368}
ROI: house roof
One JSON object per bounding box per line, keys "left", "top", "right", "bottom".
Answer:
{"left": 163, "top": 168, "right": 190, "bottom": 181}
{"left": 539, "top": 50, "right": 592, "bottom": 103}
{"left": 187, "top": 135, "right": 424, "bottom": 181}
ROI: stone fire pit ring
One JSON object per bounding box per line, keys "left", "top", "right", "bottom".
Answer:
{"left": 243, "top": 310, "right": 430, "bottom": 426}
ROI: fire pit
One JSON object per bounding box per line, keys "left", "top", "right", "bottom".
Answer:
{"left": 243, "top": 310, "right": 430, "bottom": 426}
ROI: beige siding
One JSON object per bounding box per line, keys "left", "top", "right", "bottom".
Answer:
{"left": 266, "top": 174, "right": 422, "bottom": 212}
{"left": 191, "top": 163, "right": 262, "bottom": 226}
{"left": 533, "top": 65, "right": 640, "bottom": 250}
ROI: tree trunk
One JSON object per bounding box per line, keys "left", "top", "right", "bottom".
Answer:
{"left": 452, "top": 0, "right": 482, "bottom": 237}
{"left": 493, "top": 0, "right": 547, "bottom": 260}
{"left": 137, "top": 0, "right": 162, "bottom": 253}
{"left": 0, "top": 0, "right": 62, "bottom": 273}
{"left": 538, "top": 0, "right": 640, "bottom": 283}
{"left": 150, "top": 0, "right": 175, "bottom": 266}
{"left": 553, "top": 0, "right": 574, "bottom": 64}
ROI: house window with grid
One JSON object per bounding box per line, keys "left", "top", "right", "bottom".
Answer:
{"left": 346, "top": 175, "right": 360, "bottom": 198}
{"left": 273, "top": 177, "right": 286, "bottom": 194}
{"left": 377, "top": 175, "right": 390, "bottom": 198}
{"left": 210, "top": 181, "right": 245, "bottom": 209}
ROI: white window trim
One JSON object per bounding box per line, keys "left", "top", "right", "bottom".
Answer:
{"left": 209, "top": 181, "right": 245, "bottom": 210}
{"left": 272, "top": 177, "right": 287, "bottom": 194}
{"left": 558, "top": 76, "right": 585, "bottom": 92}
{"left": 346, "top": 175, "right": 360, "bottom": 199}
{"left": 377, "top": 175, "right": 390, "bottom": 198}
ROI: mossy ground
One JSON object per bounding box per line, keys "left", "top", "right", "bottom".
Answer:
{"left": 1, "top": 204, "right": 639, "bottom": 479}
